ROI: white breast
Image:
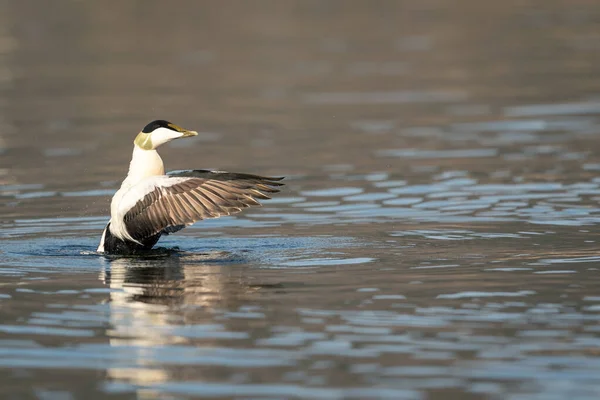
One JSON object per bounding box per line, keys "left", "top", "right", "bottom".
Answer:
{"left": 107, "top": 146, "right": 166, "bottom": 242}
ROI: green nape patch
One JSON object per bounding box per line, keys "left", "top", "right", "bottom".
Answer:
{"left": 134, "top": 132, "right": 153, "bottom": 150}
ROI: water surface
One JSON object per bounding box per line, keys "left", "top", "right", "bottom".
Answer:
{"left": 2, "top": 1, "right": 600, "bottom": 399}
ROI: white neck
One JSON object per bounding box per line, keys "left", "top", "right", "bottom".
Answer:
{"left": 120, "top": 145, "right": 165, "bottom": 189}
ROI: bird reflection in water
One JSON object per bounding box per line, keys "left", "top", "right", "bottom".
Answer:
{"left": 99, "top": 250, "right": 263, "bottom": 315}
{"left": 98, "top": 251, "right": 272, "bottom": 387}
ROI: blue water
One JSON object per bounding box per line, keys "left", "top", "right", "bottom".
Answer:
{"left": 3, "top": 1, "right": 600, "bottom": 399}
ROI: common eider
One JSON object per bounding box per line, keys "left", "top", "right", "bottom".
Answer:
{"left": 97, "top": 120, "right": 283, "bottom": 254}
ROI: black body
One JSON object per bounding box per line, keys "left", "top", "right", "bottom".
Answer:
{"left": 102, "top": 223, "right": 162, "bottom": 255}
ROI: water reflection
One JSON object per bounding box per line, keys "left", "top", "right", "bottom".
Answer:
{"left": 100, "top": 253, "right": 259, "bottom": 331}
{"left": 100, "top": 253, "right": 270, "bottom": 388}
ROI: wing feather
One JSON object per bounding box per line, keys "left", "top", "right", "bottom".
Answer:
{"left": 117, "top": 171, "right": 283, "bottom": 242}
{"left": 185, "top": 192, "right": 213, "bottom": 217}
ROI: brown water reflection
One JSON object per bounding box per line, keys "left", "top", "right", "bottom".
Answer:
{"left": 3, "top": 1, "right": 600, "bottom": 399}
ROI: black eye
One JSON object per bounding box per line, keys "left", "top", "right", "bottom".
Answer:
{"left": 142, "top": 120, "right": 171, "bottom": 133}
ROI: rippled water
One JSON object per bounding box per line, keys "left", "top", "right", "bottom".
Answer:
{"left": 3, "top": 1, "right": 600, "bottom": 399}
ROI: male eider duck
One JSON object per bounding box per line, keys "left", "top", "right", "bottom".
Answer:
{"left": 97, "top": 120, "right": 283, "bottom": 255}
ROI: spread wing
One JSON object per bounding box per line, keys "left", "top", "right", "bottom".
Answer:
{"left": 117, "top": 170, "right": 284, "bottom": 242}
